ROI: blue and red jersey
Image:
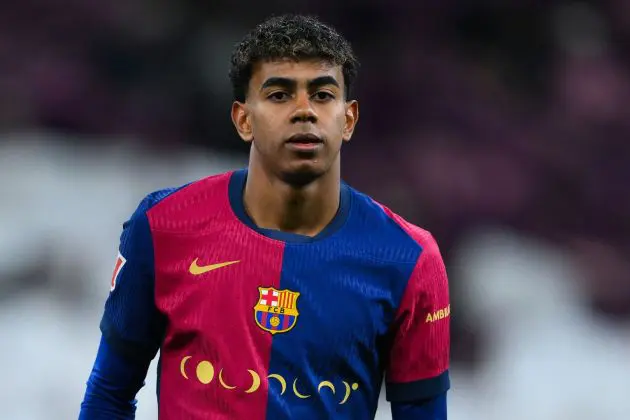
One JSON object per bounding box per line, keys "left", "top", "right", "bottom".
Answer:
{"left": 90, "top": 169, "right": 450, "bottom": 419}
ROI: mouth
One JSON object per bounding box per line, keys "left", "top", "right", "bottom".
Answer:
{"left": 285, "top": 133, "right": 324, "bottom": 145}
{"left": 284, "top": 134, "right": 324, "bottom": 152}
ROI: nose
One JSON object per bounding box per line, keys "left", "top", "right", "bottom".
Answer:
{"left": 290, "top": 92, "right": 317, "bottom": 124}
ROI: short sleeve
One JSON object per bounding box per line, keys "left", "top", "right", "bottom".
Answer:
{"left": 385, "top": 235, "right": 450, "bottom": 402}
{"left": 99, "top": 196, "right": 164, "bottom": 363}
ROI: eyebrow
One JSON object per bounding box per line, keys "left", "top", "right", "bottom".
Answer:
{"left": 260, "top": 76, "right": 340, "bottom": 92}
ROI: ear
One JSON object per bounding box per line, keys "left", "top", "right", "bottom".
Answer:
{"left": 231, "top": 101, "right": 253, "bottom": 142}
{"left": 342, "top": 100, "right": 359, "bottom": 142}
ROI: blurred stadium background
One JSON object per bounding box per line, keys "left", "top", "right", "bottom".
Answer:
{"left": 2, "top": 1, "right": 630, "bottom": 419}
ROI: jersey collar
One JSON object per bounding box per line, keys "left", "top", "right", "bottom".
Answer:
{"left": 228, "top": 168, "right": 351, "bottom": 243}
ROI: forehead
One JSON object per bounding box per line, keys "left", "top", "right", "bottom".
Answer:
{"left": 251, "top": 59, "right": 344, "bottom": 87}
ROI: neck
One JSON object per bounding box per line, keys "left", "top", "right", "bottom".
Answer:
{"left": 243, "top": 160, "right": 341, "bottom": 237}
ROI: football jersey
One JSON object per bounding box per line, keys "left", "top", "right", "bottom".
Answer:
{"left": 101, "top": 169, "right": 450, "bottom": 420}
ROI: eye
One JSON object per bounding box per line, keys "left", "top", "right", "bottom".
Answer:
{"left": 268, "top": 91, "right": 290, "bottom": 102}
{"left": 312, "top": 91, "right": 335, "bottom": 102}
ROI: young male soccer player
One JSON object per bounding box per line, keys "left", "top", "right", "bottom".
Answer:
{"left": 79, "top": 14, "right": 450, "bottom": 420}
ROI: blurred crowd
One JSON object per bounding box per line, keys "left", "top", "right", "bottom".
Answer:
{"left": 1, "top": 1, "right": 629, "bottom": 419}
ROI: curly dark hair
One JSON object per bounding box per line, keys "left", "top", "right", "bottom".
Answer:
{"left": 229, "top": 14, "right": 359, "bottom": 102}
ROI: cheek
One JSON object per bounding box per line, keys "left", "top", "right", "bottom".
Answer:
{"left": 253, "top": 109, "right": 283, "bottom": 134}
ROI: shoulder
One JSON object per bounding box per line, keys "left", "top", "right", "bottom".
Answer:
{"left": 133, "top": 171, "right": 234, "bottom": 232}
{"left": 375, "top": 200, "right": 441, "bottom": 258}
{"left": 345, "top": 185, "right": 439, "bottom": 260}
{"left": 344, "top": 187, "right": 447, "bottom": 312}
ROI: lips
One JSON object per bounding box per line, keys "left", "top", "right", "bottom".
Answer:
{"left": 285, "top": 133, "right": 324, "bottom": 144}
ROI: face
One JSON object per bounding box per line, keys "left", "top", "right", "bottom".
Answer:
{"left": 231, "top": 59, "right": 359, "bottom": 186}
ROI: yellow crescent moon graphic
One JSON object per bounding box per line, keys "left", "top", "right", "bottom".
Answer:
{"left": 292, "top": 378, "right": 311, "bottom": 399}
{"left": 245, "top": 369, "right": 261, "bottom": 393}
{"left": 179, "top": 356, "right": 191, "bottom": 380}
{"left": 196, "top": 361, "right": 215, "bottom": 385}
{"left": 267, "top": 374, "right": 287, "bottom": 395}
{"left": 318, "top": 381, "right": 336, "bottom": 394}
{"left": 340, "top": 381, "right": 351, "bottom": 405}
{"left": 219, "top": 369, "right": 237, "bottom": 390}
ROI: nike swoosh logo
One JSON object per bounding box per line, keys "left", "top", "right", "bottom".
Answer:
{"left": 189, "top": 258, "right": 240, "bottom": 275}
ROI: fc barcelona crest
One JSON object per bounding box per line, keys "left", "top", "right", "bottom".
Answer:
{"left": 254, "top": 287, "right": 300, "bottom": 334}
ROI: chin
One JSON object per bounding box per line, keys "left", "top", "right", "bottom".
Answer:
{"left": 279, "top": 163, "right": 326, "bottom": 187}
